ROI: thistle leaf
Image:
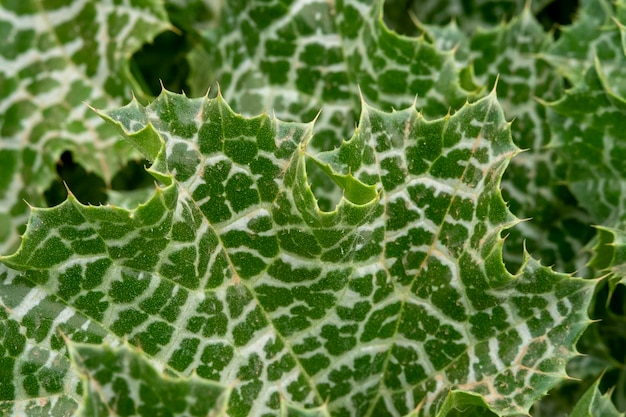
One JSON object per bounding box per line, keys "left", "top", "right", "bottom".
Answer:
{"left": 0, "top": 90, "right": 593, "bottom": 416}
{"left": 547, "top": 46, "right": 626, "bottom": 228}
{"left": 188, "top": 0, "right": 474, "bottom": 150}
{"left": 569, "top": 376, "right": 624, "bottom": 417}
{"left": 0, "top": 0, "right": 169, "bottom": 253}
{"left": 419, "top": 7, "right": 595, "bottom": 274}
{"left": 70, "top": 342, "right": 230, "bottom": 417}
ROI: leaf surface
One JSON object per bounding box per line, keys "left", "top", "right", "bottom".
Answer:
{"left": 545, "top": 0, "right": 616, "bottom": 85}
{"left": 0, "top": 0, "right": 169, "bottom": 253}
{"left": 0, "top": 90, "right": 594, "bottom": 416}
{"left": 418, "top": 7, "right": 595, "bottom": 274}
{"left": 569, "top": 376, "right": 624, "bottom": 417}
{"left": 188, "top": 0, "right": 474, "bottom": 150}
{"left": 547, "top": 19, "right": 626, "bottom": 228}
{"left": 71, "top": 342, "right": 230, "bottom": 417}
{"left": 401, "top": 0, "right": 553, "bottom": 33}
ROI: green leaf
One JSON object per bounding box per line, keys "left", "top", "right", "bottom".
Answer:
{"left": 545, "top": 0, "right": 616, "bottom": 85}
{"left": 419, "top": 7, "right": 595, "bottom": 274}
{"left": 549, "top": 5, "right": 626, "bottom": 395}
{"left": 70, "top": 342, "right": 230, "bottom": 417}
{"left": 0, "top": 267, "right": 104, "bottom": 416}
{"left": 71, "top": 341, "right": 338, "bottom": 417}
{"left": 404, "top": 0, "right": 553, "bottom": 32}
{"left": 186, "top": 0, "right": 483, "bottom": 214}
{"left": 189, "top": 0, "right": 473, "bottom": 149}
{"left": 431, "top": 391, "right": 495, "bottom": 417}
{"left": 570, "top": 376, "right": 624, "bottom": 417}
{"left": 0, "top": 0, "right": 170, "bottom": 253}
{"left": 591, "top": 227, "right": 626, "bottom": 287}
{"left": 0, "top": 90, "right": 594, "bottom": 416}
{"left": 547, "top": 54, "right": 626, "bottom": 228}
{"left": 473, "top": 10, "right": 596, "bottom": 274}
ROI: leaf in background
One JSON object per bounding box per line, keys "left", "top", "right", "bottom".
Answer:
{"left": 0, "top": 89, "right": 593, "bottom": 416}
{"left": 188, "top": 0, "right": 474, "bottom": 150}
{"left": 468, "top": 9, "right": 595, "bottom": 274}
{"left": 569, "top": 375, "right": 624, "bottom": 417}
{"left": 186, "top": 0, "right": 477, "bottom": 212}
{"left": 0, "top": 1, "right": 168, "bottom": 415}
{"left": 393, "top": 0, "right": 554, "bottom": 34}
{"left": 417, "top": 7, "right": 595, "bottom": 274}
{"left": 547, "top": 47, "right": 626, "bottom": 228}
{"left": 0, "top": 0, "right": 170, "bottom": 254}
{"left": 575, "top": 224, "right": 626, "bottom": 413}
{"left": 165, "top": 0, "right": 222, "bottom": 32}
{"left": 540, "top": 3, "right": 626, "bottom": 411}
{"left": 591, "top": 227, "right": 626, "bottom": 290}
{"left": 545, "top": 0, "right": 616, "bottom": 85}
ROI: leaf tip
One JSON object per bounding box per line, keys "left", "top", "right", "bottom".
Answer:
{"left": 490, "top": 74, "right": 501, "bottom": 96}
{"left": 356, "top": 84, "right": 366, "bottom": 107}
{"left": 83, "top": 101, "right": 99, "bottom": 115}
{"left": 203, "top": 85, "right": 212, "bottom": 99}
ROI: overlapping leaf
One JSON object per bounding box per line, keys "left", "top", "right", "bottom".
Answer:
{"left": 546, "top": 0, "right": 626, "bottom": 234}
{"left": 569, "top": 377, "right": 625, "bottom": 417}
{"left": 0, "top": 88, "right": 593, "bottom": 416}
{"left": 399, "top": 0, "right": 553, "bottom": 33}
{"left": 186, "top": 0, "right": 480, "bottom": 213}
{"left": 416, "top": 6, "right": 595, "bottom": 274}
{"left": 539, "top": 0, "right": 626, "bottom": 412}
{"left": 532, "top": 375, "right": 624, "bottom": 417}
{"left": 471, "top": 9, "right": 596, "bottom": 274}
{"left": 71, "top": 342, "right": 231, "bottom": 417}
{"left": 0, "top": 0, "right": 614, "bottom": 416}
{"left": 545, "top": 0, "right": 617, "bottom": 85}
{"left": 188, "top": 0, "right": 474, "bottom": 149}
{"left": 0, "top": 1, "right": 170, "bottom": 414}
{"left": 0, "top": 0, "right": 169, "bottom": 253}
{"left": 0, "top": 266, "right": 109, "bottom": 416}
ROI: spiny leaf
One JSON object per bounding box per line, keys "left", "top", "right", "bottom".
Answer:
{"left": 543, "top": 0, "right": 626, "bottom": 300}
{"left": 545, "top": 0, "right": 616, "bottom": 85}
{"left": 570, "top": 375, "right": 625, "bottom": 417}
{"left": 0, "top": 0, "right": 169, "bottom": 253}
{"left": 188, "top": 0, "right": 474, "bottom": 150}
{"left": 547, "top": 0, "right": 626, "bottom": 387}
{"left": 70, "top": 342, "right": 230, "bottom": 417}
{"left": 0, "top": 267, "right": 103, "bottom": 416}
{"left": 419, "top": 7, "right": 595, "bottom": 274}
{"left": 471, "top": 9, "right": 596, "bottom": 274}
{"left": 0, "top": 90, "right": 594, "bottom": 416}
{"left": 186, "top": 0, "right": 480, "bottom": 214}
{"left": 392, "top": 0, "right": 554, "bottom": 34}
{"left": 591, "top": 227, "right": 626, "bottom": 288}
{"left": 70, "top": 341, "right": 339, "bottom": 417}
{"left": 540, "top": 7, "right": 626, "bottom": 399}
{"left": 547, "top": 52, "right": 626, "bottom": 227}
